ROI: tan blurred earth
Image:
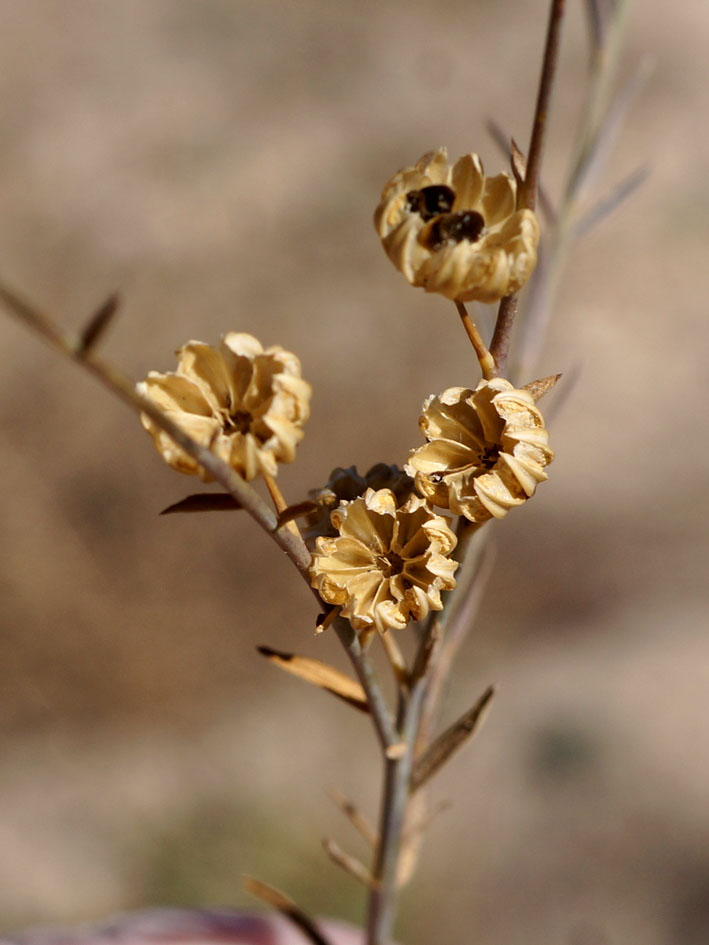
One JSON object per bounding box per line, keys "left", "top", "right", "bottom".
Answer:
{"left": 0, "top": 1, "right": 707, "bottom": 943}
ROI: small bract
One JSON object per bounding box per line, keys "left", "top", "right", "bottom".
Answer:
{"left": 374, "top": 147, "right": 540, "bottom": 303}
{"left": 138, "top": 333, "right": 311, "bottom": 482}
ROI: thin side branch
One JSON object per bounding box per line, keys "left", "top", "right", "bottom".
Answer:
{"left": 328, "top": 788, "right": 378, "bottom": 848}
{"left": 490, "top": 0, "right": 566, "bottom": 374}
{"left": 323, "top": 839, "right": 374, "bottom": 888}
{"left": 333, "top": 616, "right": 398, "bottom": 752}
{"left": 264, "top": 471, "right": 303, "bottom": 541}
{"left": 455, "top": 302, "right": 495, "bottom": 379}
{"left": 366, "top": 678, "right": 428, "bottom": 945}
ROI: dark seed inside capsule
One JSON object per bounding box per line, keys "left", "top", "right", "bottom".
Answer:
{"left": 406, "top": 185, "right": 456, "bottom": 221}
{"left": 422, "top": 210, "right": 486, "bottom": 251}
{"left": 479, "top": 445, "right": 500, "bottom": 470}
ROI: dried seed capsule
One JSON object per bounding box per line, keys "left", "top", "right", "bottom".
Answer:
{"left": 138, "top": 334, "right": 311, "bottom": 482}
{"left": 374, "top": 148, "right": 541, "bottom": 303}
{"left": 310, "top": 488, "right": 458, "bottom": 635}
{"left": 406, "top": 379, "right": 554, "bottom": 524}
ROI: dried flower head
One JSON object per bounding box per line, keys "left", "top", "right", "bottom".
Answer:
{"left": 374, "top": 147, "right": 540, "bottom": 303}
{"left": 310, "top": 488, "right": 458, "bottom": 635}
{"left": 304, "top": 463, "right": 415, "bottom": 543}
{"left": 138, "top": 333, "right": 311, "bottom": 481}
{"left": 406, "top": 379, "right": 554, "bottom": 524}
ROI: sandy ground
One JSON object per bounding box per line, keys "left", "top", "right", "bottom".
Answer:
{"left": 0, "top": 1, "right": 708, "bottom": 943}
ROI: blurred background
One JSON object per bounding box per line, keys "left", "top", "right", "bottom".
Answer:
{"left": 0, "top": 1, "right": 707, "bottom": 943}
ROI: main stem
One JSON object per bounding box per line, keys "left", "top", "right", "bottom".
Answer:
{"left": 366, "top": 680, "right": 427, "bottom": 945}
{"left": 519, "top": 0, "right": 566, "bottom": 213}
{"left": 489, "top": 0, "right": 565, "bottom": 374}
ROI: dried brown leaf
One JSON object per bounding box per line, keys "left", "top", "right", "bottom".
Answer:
{"left": 411, "top": 685, "right": 495, "bottom": 792}
{"left": 77, "top": 292, "right": 120, "bottom": 355}
{"left": 256, "top": 646, "right": 368, "bottom": 712}
{"left": 243, "top": 877, "right": 334, "bottom": 945}
{"left": 159, "top": 493, "right": 242, "bottom": 515}
{"left": 277, "top": 499, "right": 319, "bottom": 528}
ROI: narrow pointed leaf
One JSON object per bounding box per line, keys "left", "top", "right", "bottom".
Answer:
{"left": 243, "top": 877, "right": 334, "bottom": 945}
{"left": 77, "top": 292, "right": 120, "bottom": 354}
{"left": 573, "top": 165, "right": 649, "bottom": 240}
{"left": 571, "top": 58, "right": 649, "bottom": 201}
{"left": 159, "top": 493, "right": 242, "bottom": 515}
{"left": 411, "top": 685, "right": 495, "bottom": 792}
{"left": 510, "top": 137, "right": 527, "bottom": 189}
{"left": 277, "top": 499, "right": 319, "bottom": 528}
{"left": 256, "top": 645, "right": 369, "bottom": 712}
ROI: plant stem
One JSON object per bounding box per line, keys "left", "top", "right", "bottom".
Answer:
{"left": 333, "top": 616, "right": 398, "bottom": 752}
{"left": 0, "top": 278, "right": 313, "bottom": 577}
{"left": 519, "top": 0, "right": 566, "bottom": 213}
{"left": 514, "top": 0, "right": 632, "bottom": 384}
{"left": 417, "top": 538, "right": 496, "bottom": 755}
{"left": 455, "top": 301, "right": 495, "bottom": 379}
{"left": 366, "top": 678, "right": 427, "bottom": 945}
{"left": 0, "top": 277, "right": 399, "bottom": 768}
{"left": 488, "top": 295, "right": 518, "bottom": 376}
{"left": 489, "top": 0, "right": 566, "bottom": 374}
